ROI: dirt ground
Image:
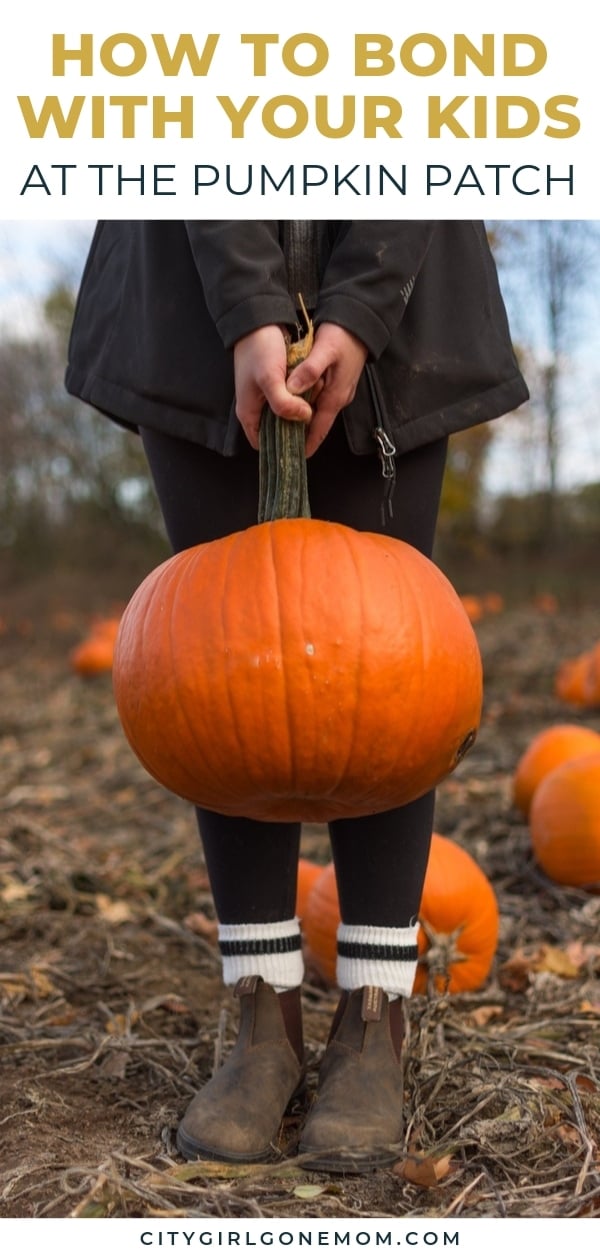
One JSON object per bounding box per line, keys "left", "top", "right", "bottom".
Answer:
{"left": 0, "top": 574, "right": 599, "bottom": 1220}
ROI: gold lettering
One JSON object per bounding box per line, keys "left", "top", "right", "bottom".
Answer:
{"left": 454, "top": 34, "right": 495, "bottom": 76}
{"left": 100, "top": 34, "right": 147, "bottom": 76}
{"left": 216, "top": 96, "right": 259, "bottom": 138}
{"left": 545, "top": 95, "right": 580, "bottom": 138}
{"left": 400, "top": 34, "right": 447, "bottom": 76}
{"left": 364, "top": 96, "right": 402, "bottom": 137}
{"left": 18, "top": 95, "right": 86, "bottom": 138}
{"left": 262, "top": 96, "right": 308, "bottom": 138}
{"left": 240, "top": 34, "right": 279, "bottom": 76}
{"left": 153, "top": 96, "right": 194, "bottom": 137}
{"left": 52, "top": 34, "right": 93, "bottom": 76}
{"left": 314, "top": 96, "right": 355, "bottom": 138}
{"left": 151, "top": 33, "right": 220, "bottom": 77}
{"left": 282, "top": 34, "right": 329, "bottom": 76}
{"left": 504, "top": 35, "right": 547, "bottom": 75}
{"left": 428, "top": 96, "right": 469, "bottom": 138}
{"left": 497, "top": 96, "right": 539, "bottom": 138}
{"left": 354, "top": 34, "right": 395, "bottom": 75}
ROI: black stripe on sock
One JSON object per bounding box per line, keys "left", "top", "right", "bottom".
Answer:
{"left": 219, "top": 934, "right": 302, "bottom": 957}
{"left": 337, "top": 941, "right": 419, "bottom": 962}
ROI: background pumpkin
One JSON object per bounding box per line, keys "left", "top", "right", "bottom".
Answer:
{"left": 301, "top": 833, "right": 499, "bottom": 995}
{"left": 295, "top": 857, "right": 322, "bottom": 921}
{"left": 554, "top": 654, "right": 592, "bottom": 707}
{"left": 413, "top": 832, "right": 499, "bottom": 994}
{"left": 512, "top": 723, "right": 600, "bottom": 818}
{"left": 582, "top": 643, "right": 600, "bottom": 708}
{"left": 113, "top": 519, "right": 482, "bottom": 823}
{"left": 70, "top": 616, "right": 121, "bottom": 677}
{"left": 530, "top": 751, "right": 600, "bottom": 886}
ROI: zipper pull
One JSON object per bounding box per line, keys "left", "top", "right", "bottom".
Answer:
{"left": 373, "top": 427, "right": 397, "bottom": 524}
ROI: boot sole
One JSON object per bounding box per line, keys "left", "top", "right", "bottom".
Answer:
{"left": 176, "top": 1123, "right": 276, "bottom": 1164}
{"left": 297, "top": 1143, "right": 401, "bottom": 1174}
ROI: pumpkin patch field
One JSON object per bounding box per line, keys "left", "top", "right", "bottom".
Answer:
{"left": 0, "top": 573, "right": 599, "bottom": 1222}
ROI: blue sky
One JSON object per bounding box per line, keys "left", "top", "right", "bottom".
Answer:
{"left": 0, "top": 219, "right": 598, "bottom": 495}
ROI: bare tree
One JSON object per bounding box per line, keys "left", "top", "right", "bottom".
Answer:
{"left": 0, "top": 278, "right": 162, "bottom": 573}
{"left": 492, "top": 220, "right": 600, "bottom": 539}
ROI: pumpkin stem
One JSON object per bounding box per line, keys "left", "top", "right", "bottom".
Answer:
{"left": 418, "top": 918, "right": 470, "bottom": 996}
{"left": 258, "top": 294, "right": 313, "bottom": 523}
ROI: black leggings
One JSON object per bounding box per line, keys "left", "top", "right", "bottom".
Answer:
{"left": 141, "top": 421, "right": 447, "bottom": 928}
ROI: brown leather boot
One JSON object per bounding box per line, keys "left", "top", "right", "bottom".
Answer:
{"left": 176, "top": 976, "right": 305, "bottom": 1162}
{"left": 298, "top": 986, "right": 405, "bottom": 1172}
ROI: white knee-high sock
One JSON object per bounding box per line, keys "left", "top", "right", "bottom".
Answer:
{"left": 218, "top": 918, "right": 304, "bottom": 989}
{"left": 336, "top": 922, "right": 419, "bottom": 997}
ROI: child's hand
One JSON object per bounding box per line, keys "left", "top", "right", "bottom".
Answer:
{"left": 233, "top": 326, "right": 313, "bottom": 450}
{"left": 286, "top": 323, "right": 368, "bottom": 457}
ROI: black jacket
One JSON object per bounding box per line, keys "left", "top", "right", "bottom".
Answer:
{"left": 65, "top": 220, "right": 528, "bottom": 457}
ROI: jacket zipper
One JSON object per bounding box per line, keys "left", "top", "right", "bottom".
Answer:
{"left": 366, "top": 363, "right": 397, "bottom": 526}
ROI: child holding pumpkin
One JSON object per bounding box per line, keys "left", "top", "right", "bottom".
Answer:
{"left": 66, "top": 219, "right": 527, "bottom": 1171}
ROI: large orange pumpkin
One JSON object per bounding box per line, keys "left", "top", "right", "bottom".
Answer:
{"left": 530, "top": 751, "right": 600, "bottom": 886}
{"left": 113, "top": 521, "right": 481, "bottom": 822}
{"left": 513, "top": 723, "right": 600, "bottom": 818}
{"left": 301, "top": 834, "right": 499, "bottom": 995}
{"left": 113, "top": 320, "right": 481, "bottom": 823}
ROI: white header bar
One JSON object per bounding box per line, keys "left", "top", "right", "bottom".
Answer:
{"left": 0, "top": 0, "right": 596, "bottom": 218}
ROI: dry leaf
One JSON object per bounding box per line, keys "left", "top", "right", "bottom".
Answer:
{"left": 498, "top": 950, "right": 532, "bottom": 992}
{"left": 580, "top": 1000, "right": 600, "bottom": 1015}
{"left": 500, "top": 943, "right": 580, "bottom": 987}
{"left": 469, "top": 1004, "right": 504, "bottom": 1027}
{"left": 0, "top": 976, "right": 28, "bottom": 1002}
{"left": 98, "top": 1050, "right": 130, "bottom": 1079}
{"left": 44, "top": 1006, "right": 80, "bottom": 1027}
{"left": 30, "top": 966, "right": 61, "bottom": 999}
{"left": 395, "top": 1152, "right": 454, "bottom": 1187}
{"left": 542, "top": 1104, "right": 563, "bottom": 1128}
{"left": 528, "top": 1075, "right": 566, "bottom": 1092}
{"left": 95, "top": 894, "right": 135, "bottom": 926}
{"left": 184, "top": 911, "right": 219, "bottom": 942}
{"left": 148, "top": 1160, "right": 262, "bottom": 1183}
{"left": 557, "top": 1124, "right": 582, "bottom": 1148}
{"left": 104, "top": 1009, "right": 139, "bottom": 1036}
{"left": 533, "top": 945, "right": 580, "bottom": 978}
{"left": 574, "top": 1075, "right": 597, "bottom": 1094}
{"left": 564, "top": 940, "right": 599, "bottom": 967}
{"left": 293, "top": 1185, "right": 325, "bottom": 1199}
{"left": 139, "top": 992, "right": 191, "bottom": 1016}
{"left": 5, "top": 784, "right": 70, "bottom": 807}
{"left": 0, "top": 878, "right": 32, "bottom": 904}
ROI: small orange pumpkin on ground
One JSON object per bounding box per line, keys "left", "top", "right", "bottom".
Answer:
{"left": 301, "top": 862, "right": 339, "bottom": 986}
{"left": 302, "top": 833, "right": 499, "bottom": 995}
{"left": 533, "top": 592, "right": 559, "bottom": 614}
{"left": 554, "top": 654, "right": 593, "bottom": 707}
{"left": 413, "top": 833, "right": 499, "bottom": 994}
{"left": 530, "top": 751, "right": 600, "bottom": 886}
{"left": 582, "top": 643, "right": 600, "bottom": 709}
{"left": 482, "top": 592, "right": 505, "bottom": 614}
{"left": 70, "top": 616, "right": 121, "bottom": 676}
{"left": 459, "top": 595, "right": 484, "bottom": 623}
{"left": 295, "top": 858, "right": 323, "bottom": 921}
{"left": 513, "top": 724, "right": 600, "bottom": 818}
